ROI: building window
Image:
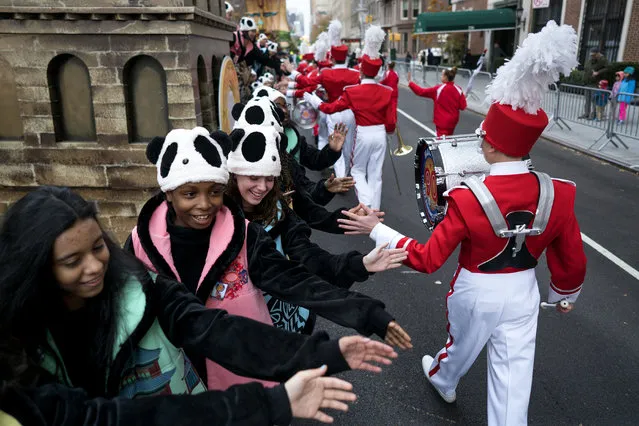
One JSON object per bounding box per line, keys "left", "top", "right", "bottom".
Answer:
{"left": 197, "top": 56, "right": 214, "bottom": 131}
{"left": 0, "top": 57, "right": 23, "bottom": 140}
{"left": 579, "top": 0, "right": 628, "bottom": 64}
{"left": 402, "top": 0, "right": 409, "bottom": 19}
{"left": 47, "top": 54, "right": 96, "bottom": 142}
{"left": 123, "top": 55, "right": 170, "bottom": 143}
{"left": 403, "top": 32, "right": 408, "bottom": 53}
{"left": 531, "top": 0, "right": 562, "bottom": 34}
{"left": 412, "top": 0, "right": 421, "bottom": 19}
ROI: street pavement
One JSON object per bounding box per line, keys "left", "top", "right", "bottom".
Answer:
{"left": 293, "top": 87, "right": 639, "bottom": 425}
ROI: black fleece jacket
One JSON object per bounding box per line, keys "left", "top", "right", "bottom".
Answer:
{"left": 128, "top": 194, "right": 393, "bottom": 340}
{"left": 268, "top": 204, "right": 371, "bottom": 289}
{"left": 0, "top": 381, "right": 291, "bottom": 426}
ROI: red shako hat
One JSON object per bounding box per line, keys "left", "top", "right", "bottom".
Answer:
{"left": 480, "top": 21, "right": 578, "bottom": 157}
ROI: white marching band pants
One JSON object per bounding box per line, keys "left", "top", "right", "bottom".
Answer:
{"left": 350, "top": 124, "right": 386, "bottom": 210}
{"left": 317, "top": 111, "right": 329, "bottom": 150}
{"left": 326, "top": 109, "right": 356, "bottom": 178}
{"left": 426, "top": 267, "right": 540, "bottom": 426}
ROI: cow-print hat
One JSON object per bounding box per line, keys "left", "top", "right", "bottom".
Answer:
{"left": 232, "top": 96, "right": 284, "bottom": 133}
{"left": 227, "top": 124, "right": 281, "bottom": 177}
{"left": 146, "top": 127, "right": 232, "bottom": 192}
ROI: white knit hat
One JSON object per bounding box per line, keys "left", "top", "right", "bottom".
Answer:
{"left": 233, "top": 96, "right": 284, "bottom": 133}
{"left": 252, "top": 85, "right": 285, "bottom": 103}
{"left": 146, "top": 127, "right": 231, "bottom": 192}
{"left": 227, "top": 124, "right": 281, "bottom": 177}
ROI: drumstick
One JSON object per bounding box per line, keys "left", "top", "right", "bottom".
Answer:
{"left": 540, "top": 300, "right": 570, "bottom": 309}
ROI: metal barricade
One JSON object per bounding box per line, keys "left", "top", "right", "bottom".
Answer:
{"left": 606, "top": 91, "right": 639, "bottom": 147}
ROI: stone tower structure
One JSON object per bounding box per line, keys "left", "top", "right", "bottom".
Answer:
{"left": 0, "top": 0, "right": 235, "bottom": 242}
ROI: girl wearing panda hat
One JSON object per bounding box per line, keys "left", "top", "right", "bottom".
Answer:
{"left": 226, "top": 121, "right": 411, "bottom": 338}
{"left": 127, "top": 127, "right": 408, "bottom": 392}
{"left": 238, "top": 89, "right": 369, "bottom": 236}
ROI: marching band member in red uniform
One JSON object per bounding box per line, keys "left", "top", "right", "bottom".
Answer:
{"left": 407, "top": 67, "right": 467, "bottom": 137}
{"left": 380, "top": 61, "right": 399, "bottom": 130}
{"left": 336, "top": 21, "right": 586, "bottom": 426}
{"left": 305, "top": 26, "right": 394, "bottom": 210}
{"left": 286, "top": 20, "right": 360, "bottom": 178}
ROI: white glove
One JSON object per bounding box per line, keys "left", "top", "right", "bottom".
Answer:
{"left": 304, "top": 92, "right": 322, "bottom": 109}
{"left": 288, "top": 81, "right": 297, "bottom": 89}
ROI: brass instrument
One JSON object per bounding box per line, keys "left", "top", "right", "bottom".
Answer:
{"left": 392, "top": 126, "right": 413, "bottom": 156}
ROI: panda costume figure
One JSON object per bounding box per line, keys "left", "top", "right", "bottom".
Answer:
{"left": 127, "top": 126, "right": 407, "bottom": 391}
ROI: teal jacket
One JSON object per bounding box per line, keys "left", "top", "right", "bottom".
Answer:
{"left": 38, "top": 272, "right": 348, "bottom": 399}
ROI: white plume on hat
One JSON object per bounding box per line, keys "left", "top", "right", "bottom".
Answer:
{"left": 314, "top": 32, "right": 330, "bottom": 62}
{"left": 362, "top": 25, "right": 385, "bottom": 60}
{"left": 300, "top": 40, "right": 310, "bottom": 55}
{"left": 486, "top": 20, "right": 578, "bottom": 114}
{"left": 328, "top": 20, "right": 343, "bottom": 47}
{"left": 227, "top": 125, "right": 282, "bottom": 177}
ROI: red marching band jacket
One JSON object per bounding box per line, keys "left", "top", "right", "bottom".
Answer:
{"left": 408, "top": 81, "right": 467, "bottom": 131}
{"left": 294, "top": 65, "right": 361, "bottom": 103}
{"left": 289, "top": 67, "right": 319, "bottom": 98}
{"left": 318, "top": 80, "right": 396, "bottom": 134}
{"left": 373, "top": 165, "right": 587, "bottom": 302}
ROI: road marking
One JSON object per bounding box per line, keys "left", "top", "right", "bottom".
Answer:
{"left": 397, "top": 108, "right": 437, "bottom": 136}
{"left": 397, "top": 108, "right": 639, "bottom": 282}
{"left": 581, "top": 233, "right": 639, "bottom": 281}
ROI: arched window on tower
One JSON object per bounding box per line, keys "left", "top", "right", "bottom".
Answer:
{"left": 123, "top": 55, "right": 170, "bottom": 143}
{"left": 197, "top": 55, "right": 214, "bottom": 131}
{"left": 0, "top": 57, "right": 23, "bottom": 140}
{"left": 211, "top": 55, "right": 221, "bottom": 129}
{"left": 47, "top": 54, "right": 96, "bottom": 142}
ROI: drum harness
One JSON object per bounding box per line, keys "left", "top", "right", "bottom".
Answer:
{"left": 462, "top": 171, "right": 555, "bottom": 258}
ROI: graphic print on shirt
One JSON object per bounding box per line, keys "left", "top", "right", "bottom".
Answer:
{"left": 478, "top": 210, "right": 538, "bottom": 272}
{"left": 263, "top": 293, "right": 312, "bottom": 334}
{"left": 212, "top": 259, "right": 249, "bottom": 300}
{"left": 119, "top": 347, "right": 174, "bottom": 398}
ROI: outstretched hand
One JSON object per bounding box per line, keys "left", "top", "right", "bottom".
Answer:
{"left": 325, "top": 174, "right": 355, "bottom": 193}
{"left": 339, "top": 204, "right": 383, "bottom": 235}
{"left": 338, "top": 336, "right": 397, "bottom": 373}
{"left": 362, "top": 243, "right": 408, "bottom": 272}
{"left": 285, "top": 365, "right": 357, "bottom": 423}
{"left": 281, "top": 60, "right": 294, "bottom": 74}
{"left": 328, "top": 122, "right": 348, "bottom": 152}
{"left": 385, "top": 321, "right": 413, "bottom": 350}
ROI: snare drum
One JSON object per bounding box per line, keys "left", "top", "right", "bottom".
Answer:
{"left": 414, "top": 134, "right": 490, "bottom": 230}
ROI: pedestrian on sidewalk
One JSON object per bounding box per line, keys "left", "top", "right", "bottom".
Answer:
{"left": 618, "top": 66, "right": 636, "bottom": 124}
{"left": 406, "top": 67, "right": 467, "bottom": 137}
{"left": 336, "top": 21, "right": 587, "bottom": 426}
{"left": 593, "top": 80, "right": 610, "bottom": 121}
{"left": 579, "top": 47, "right": 608, "bottom": 120}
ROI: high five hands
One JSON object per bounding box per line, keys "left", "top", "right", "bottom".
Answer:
{"left": 339, "top": 204, "right": 383, "bottom": 234}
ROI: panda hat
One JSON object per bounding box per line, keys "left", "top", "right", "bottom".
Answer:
{"left": 239, "top": 16, "right": 258, "bottom": 32}
{"left": 232, "top": 95, "right": 284, "bottom": 133}
{"left": 262, "top": 72, "right": 275, "bottom": 82}
{"left": 146, "top": 127, "right": 232, "bottom": 192}
{"left": 250, "top": 81, "right": 263, "bottom": 91}
{"left": 252, "top": 86, "right": 285, "bottom": 104}
{"left": 228, "top": 124, "right": 281, "bottom": 177}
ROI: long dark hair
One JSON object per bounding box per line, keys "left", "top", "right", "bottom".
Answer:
{"left": 0, "top": 186, "right": 143, "bottom": 389}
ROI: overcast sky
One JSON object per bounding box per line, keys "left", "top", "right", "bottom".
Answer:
{"left": 286, "top": 0, "right": 311, "bottom": 38}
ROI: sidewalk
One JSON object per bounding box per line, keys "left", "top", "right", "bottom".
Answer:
{"left": 395, "top": 65, "right": 639, "bottom": 172}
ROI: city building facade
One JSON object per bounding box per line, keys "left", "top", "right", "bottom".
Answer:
{"left": 0, "top": 0, "right": 235, "bottom": 242}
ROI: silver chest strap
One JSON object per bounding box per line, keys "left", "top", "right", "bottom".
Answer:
{"left": 462, "top": 172, "right": 555, "bottom": 257}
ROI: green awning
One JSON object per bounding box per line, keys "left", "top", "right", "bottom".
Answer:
{"left": 414, "top": 9, "right": 516, "bottom": 34}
